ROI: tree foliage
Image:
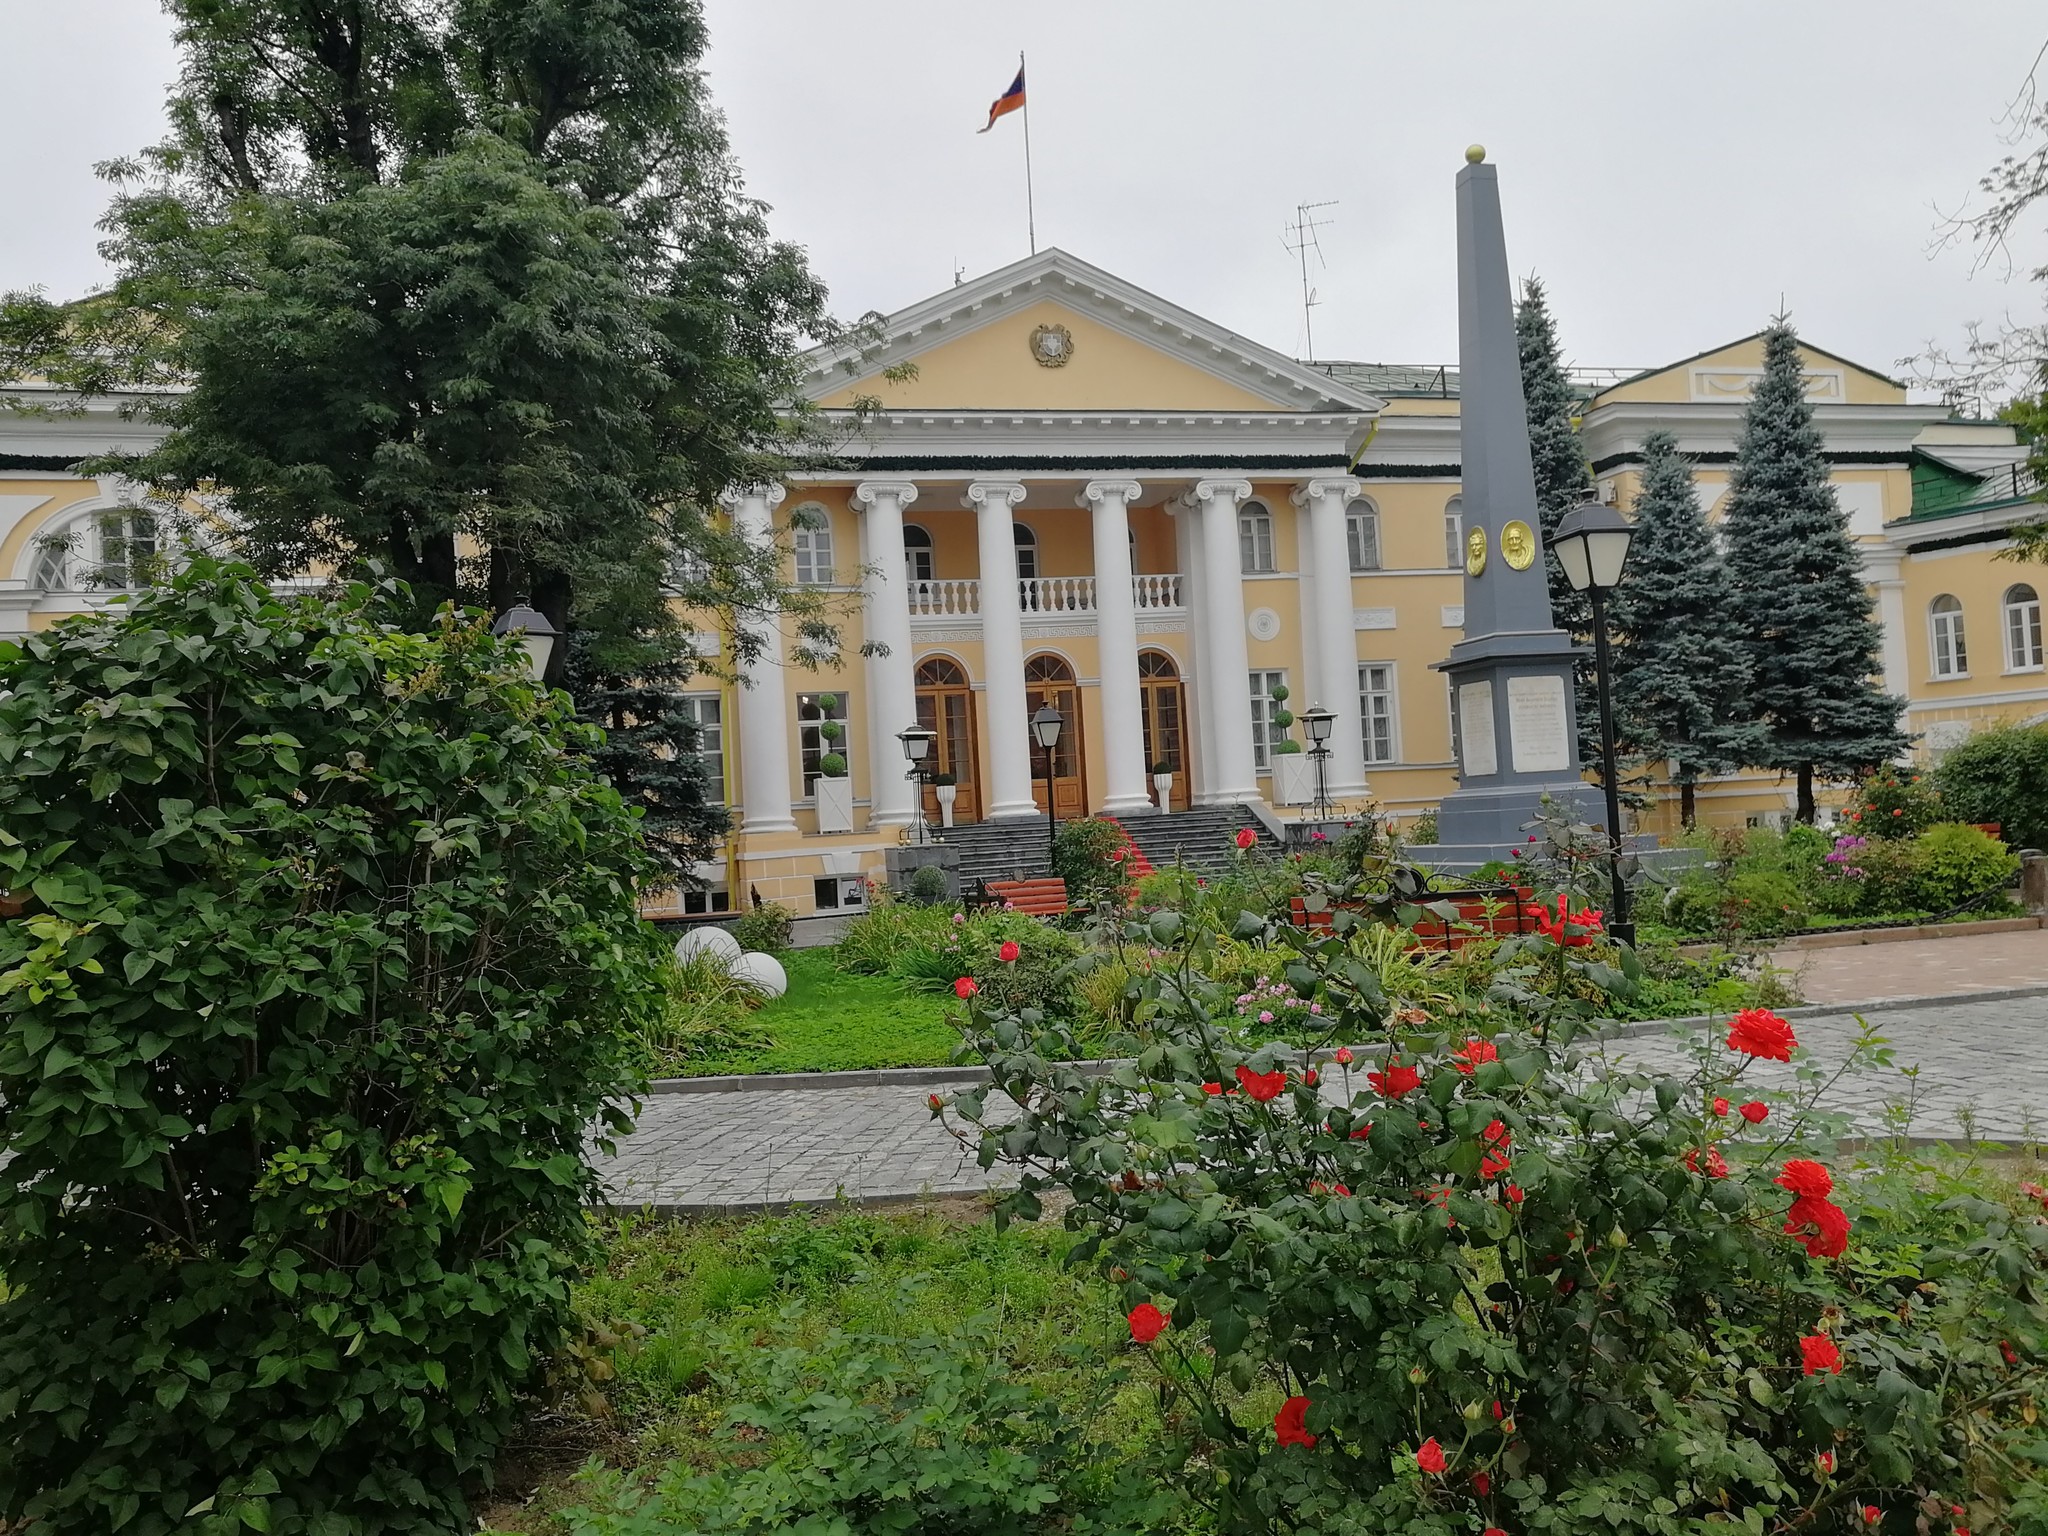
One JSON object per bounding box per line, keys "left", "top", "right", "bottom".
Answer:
{"left": 0, "top": 561, "right": 660, "bottom": 1534}
{"left": 1610, "top": 431, "right": 1765, "bottom": 824}
{"left": 1722, "top": 324, "right": 1908, "bottom": 820}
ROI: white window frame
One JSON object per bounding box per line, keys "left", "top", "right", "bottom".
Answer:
{"left": 1346, "top": 500, "right": 1382, "bottom": 572}
{"left": 1443, "top": 498, "right": 1464, "bottom": 571}
{"left": 2004, "top": 584, "right": 2044, "bottom": 673}
{"left": 792, "top": 508, "right": 835, "bottom": 587}
{"left": 797, "top": 691, "right": 851, "bottom": 794}
{"left": 1358, "top": 662, "right": 1399, "bottom": 764}
{"left": 1239, "top": 503, "right": 1276, "bottom": 574}
{"left": 1013, "top": 522, "right": 1039, "bottom": 581}
{"left": 1248, "top": 668, "right": 1287, "bottom": 771}
{"left": 1927, "top": 595, "right": 1968, "bottom": 680}
{"left": 680, "top": 692, "right": 726, "bottom": 804}
{"left": 903, "top": 523, "right": 934, "bottom": 586}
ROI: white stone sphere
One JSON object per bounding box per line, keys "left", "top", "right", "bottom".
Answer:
{"left": 728, "top": 950, "right": 788, "bottom": 999}
{"left": 675, "top": 925, "right": 742, "bottom": 967}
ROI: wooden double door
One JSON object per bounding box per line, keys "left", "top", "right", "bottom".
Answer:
{"left": 915, "top": 657, "right": 980, "bottom": 824}
{"left": 1025, "top": 653, "right": 1087, "bottom": 819}
{"left": 1139, "top": 650, "right": 1191, "bottom": 811}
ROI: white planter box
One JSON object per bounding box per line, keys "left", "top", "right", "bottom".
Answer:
{"left": 1271, "top": 753, "right": 1316, "bottom": 808}
{"left": 935, "top": 784, "right": 958, "bottom": 829}
{"left": 1152, "top": 772, "right": 1174, "bottom": 807}
{"left": 814, "top": 774, "right": 854, "bottom": 833}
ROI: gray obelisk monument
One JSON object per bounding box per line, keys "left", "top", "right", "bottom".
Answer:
{"left": 1428, "top": 147, "right": 1597, "bottom": 863}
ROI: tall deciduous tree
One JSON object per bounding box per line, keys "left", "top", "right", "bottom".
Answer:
{"left": 1610, "top": 430, "right": 1765, "bottom": 826}
{"left": 1723, "top": 323, "right": 1908, "bottom": 820}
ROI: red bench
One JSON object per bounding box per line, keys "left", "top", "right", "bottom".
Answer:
{"left": 1288, "top": 888, "right": 1541, "bottom": 951}
{"left": 983, "top": 877, "right": 1071, "bottom": 916}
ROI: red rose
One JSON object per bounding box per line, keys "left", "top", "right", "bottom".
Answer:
{"left": 1863, "top": 1508, "right": 1881, "bottom": 1526}
{"left": 1534, "top": 893, "right": 1603, "bottom": 947}
{"left": 1334, "top": 1046, "right": 1353, "bottom": 1065}
{"left": 927, "top": 1092, "right": 943, "bottom": 1111}
{"left": 1202, "top": 1082, "right": 1223, "bottom": 1096}
{"left": 1683, "top": 1146, "right": 1730, "bottom": 1179}
{"left": 1235, "top": 827, "right": 1257, "bottom": 851}
{"left": 1472, "top": 1471, "right": 1491, "bottom": 1496}
{"left": 1303, "top": 1069, "right": 1318, "bottom": 1087}
{"left": 1727, "top": 1007, "right": 1797, "bottom": 1061}
{"left": 954, "top": 976, "right": 978, "bottom": 1000}
{"left": 1504, "top": 1184, "right": 1525, "bottom": 1204}
{"left": 1331, "top": 1182, "right": 1350, "bottom": 1197}
{"left": 1127, "top": 1303, "right": 1167, "bottom": 1343}
{"left": 1415, "top": 1437, "right": 1447, "bottom": 1474}
{"left": 1485, "top": 1529, "right": 1508, "bottom": 1536}
{"left": 1453, "top": 1038, "right": 1498, "bottom": 1074}
{"left": 1274, "top": 1395, "right": 1316, "bottom": 1448}
{"left": 1712, "top": 1097, "right": 1730, "bottom": 1116}
{"left": 2002, "top": 1340, "right": 2019, "bottom": 1366}
{"left": 1235, "top": 1065, "right": 1286, "bottom": 1102}
{"left": 1786, "top": 1195, "right": 1851, "bottom": 1259}
{"left": 1350, "top": 1124, "right": 1372, "bottom": 1140}
{"left": 1800, "top": 1330, "right": 1844, "bottom": 1379}
{"left": 1816, "top": 1450, "right": 1835, "bottom": 1476}
{"left": 1739, "top": 1101, "right": 1769, "bottom": 1124}
{"left": 1775, "top": 1159, "right": 1833, "bottom": 1199}
{"left": 1491, "top": 1399, "right": 1504, "bottom": 1419}
{"left": 998, "top": 940, "right": 1020, "bottom": 963}
{"left": 1368, "top": 1060, "right": 1422, "bottom": 1098}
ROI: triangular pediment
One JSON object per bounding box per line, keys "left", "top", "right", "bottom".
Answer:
{"left": 805, "top": 248, "right": 1381, "bottom": 415}
{"left": 1591, "top": 332, "right": 1908, "bottom": 409}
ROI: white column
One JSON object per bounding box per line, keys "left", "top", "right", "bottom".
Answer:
{"left": 853, "top": 480, "right": 920, "bottom": 828}
{"left": 721, "top": 484, "right": 796, "bottom": 834}
{"left": 969, "top": 481, "right": 1039, "bottom": 820}
{"left": 1189, "top": 479, "right": 1259, "bottom": 804}
{"left": 1082, "top": 479, "right": 1152, "bottom": 814}
{"left": 1863, "top": 545, "right": 1914, "bottom": 763}
{"left": 1294, "top": 478, "right": 1371, "bottom": 800}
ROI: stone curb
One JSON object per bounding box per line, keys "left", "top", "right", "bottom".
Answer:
{"left": 1768, "top": 916, "right": 2042, "bottom": 951}
{"left": 640, "top": 984, "right": 2048, "bottom": 1097}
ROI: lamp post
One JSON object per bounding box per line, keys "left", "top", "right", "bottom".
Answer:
{"left": 898, "top": 724, "right": 937, "bottom": 845}
{"left": 1301, "top": 703, "right": 1335, "bottom": 820}
{"left": 1031, "top": 703, "right": 1064, "bottom": 869}
{"left": 1550, "top": 499, "right": 1638, "bottom": 947}
{"left": 490, "top": 600, "right": 559, "bottom": 680}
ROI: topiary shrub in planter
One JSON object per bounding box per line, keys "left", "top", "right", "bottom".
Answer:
{"left": 0, "top": 563, "right": 660, "bottom": 1535}
{"left": 941, "top": 888, "right": 2048, "bottom": 1531}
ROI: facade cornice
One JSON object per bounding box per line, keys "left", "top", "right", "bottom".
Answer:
{"left": 1578, "top": 398, "right": 1951, "bottom": 466}
{"left": 800, "top": 247, "right": 1385, "bottom": 414}
{"left": 819, "top": 407, "right": 1365, "bottom": 463}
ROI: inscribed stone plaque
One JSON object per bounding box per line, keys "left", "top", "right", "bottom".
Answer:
{"left": 1457, "top": 681, "right": 1497, "bottom": 777}
{"left": 1507, "top": 674, "right": 1571, "bottom": 773}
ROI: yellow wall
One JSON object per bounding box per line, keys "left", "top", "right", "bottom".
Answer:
{"left": 1591, "top": 336, "right": 1908, "bottom": 409}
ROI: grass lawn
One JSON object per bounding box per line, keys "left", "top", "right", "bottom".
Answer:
{"left": 675, "top": 948, "right": 965, "bottom": 1076}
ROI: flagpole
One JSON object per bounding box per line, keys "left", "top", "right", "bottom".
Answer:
{"left": 1019, "top": 50, "right": 1037, "bottom": 255}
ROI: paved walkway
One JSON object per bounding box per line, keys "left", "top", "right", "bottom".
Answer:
{"left": 597, "top": 991, "right": 2048, "bottom": 1213}
{"left": 1768, "top": 926, "right": 2048, "bottom": 1004}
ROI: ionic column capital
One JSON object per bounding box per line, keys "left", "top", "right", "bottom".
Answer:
{"left": 717, "top": 482, "right": 787, "bottom": 514}
{"left": 852, "top": 480, "right": 920, "bottom": 513}
{"left": 1185, "top": 478, "right": 1253, "bottom": 511}
{"left": 965, "top": 480, "right": 1028, "bottom": 514}
{"left": 1292, "top": 477, "right": 1363, "bottom": 509}
{"left": 1078, "top": 478, "right": 1143, "bottom": 510}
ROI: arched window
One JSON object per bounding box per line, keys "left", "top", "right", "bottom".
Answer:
{"left": 915, "top": 656, "right": 968, "bottom": 687}
{"left": 2006, "top": 583, "right": 2045, "bottom": 672}
{"left": 791, "top": 505, "right": 834, "bottom": 586}
{"left": 1928, "top": 595, "right": 1968, "bottom": 679}
{"left": 903, "top": 524, "right": 934, "bottom": 586}
{"left": 1012, "top": 522, "right": 1038, "bottom": 580}
{"left": 1443, "top": 497, "right": 1464, "bottom": 571}
{"left": 1238, "top": 501, "right": 1275, "bottom": 573}
{"left": 31, "top": 507, "right": 161, "bottom": 592}
{"left": 1138, "top": 650, "right": 1180, "bottom": 679}
{"left": 1346, "top": 499, "right": 1382, "bottom": 572}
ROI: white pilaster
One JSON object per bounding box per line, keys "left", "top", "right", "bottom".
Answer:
{"left": 853, "top": 480, "right": 920, "bottom": 827}
{"left": 969, "top": 481, "right": 1039, "bottom": 820}
{"left": 1189, "top": 479, "right": 1259, "bottom": 805}
{"left": 1082, "top": 479, "right": 1152, "bottom": 814}
{"left": 721, "top": 484, "right": 796, "bottom": 833}
{"left": 1863, "top": 545, "right": 1914, "bottom": 762}
{"left": 1171, "top": 501, "right": 1215, "bottom": 802}
{"left": 1294, "top": 478, "right": 1371, "bottom": 800}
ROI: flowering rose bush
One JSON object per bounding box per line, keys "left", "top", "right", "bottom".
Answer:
{"left": 943, "top": 877, "right": 2048, "bottom": 1533}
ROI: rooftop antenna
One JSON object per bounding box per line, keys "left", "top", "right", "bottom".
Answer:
{"left": 1281, "top": 199, "right": 1337, "bottom": 362}
{"left": 953, "top": 260, "right": 966, "bottom": 287}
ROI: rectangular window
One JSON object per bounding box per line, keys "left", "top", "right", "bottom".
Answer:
{"left": 1347, "top": 511, "right": 1381, "bottom": 572}
{"left": 1239, "top": 510, "right": 1275, "bottom": 574}
{"left": 1248, "top": 669, "right": 1287, "bottom": 771}
{"left": 797, "top": 691, "right": 851, "bottom": 794}
{"left": 681, "top": 693, "right": 726, "bottom": 803}
{"left": 1443, "top": 509, "right": 1463, "bottom": 571}
{"left": 793, "top": 521, "right": 835, "bottom": 586}
{"left": 1358, "top": 663, "right": 1397, "bottom": 764}
{"left": 679, "top": 887, "right": 732, "bottom": 916}
{"left": 97, "top": 511, "right": 158, "bottom": 588}
{"left": 1929, "top": 610, "right": 1967, "bottom": 679}
{"left": 2009, "top": 596, "right": 2045, "bottom": 672}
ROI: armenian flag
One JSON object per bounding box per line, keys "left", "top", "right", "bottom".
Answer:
{"left": 979, "top": 64, "right": 1026, "bottom": 132}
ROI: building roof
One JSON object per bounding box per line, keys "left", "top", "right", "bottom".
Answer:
{"left": 1305, "top": 360, "right": 1648, "bottom": 401}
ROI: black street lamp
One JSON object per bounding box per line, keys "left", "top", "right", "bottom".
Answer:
{"left": 898, "top": 724, "right": 937, "bottom": 845}
{"left": 490, "top": 600, "right": 559, "bottom": 680}
{"left": 1550, "top": 499, "right": 1638, "bottom": 947}
{"left": 1300, "top": 703, "right": 1336, "bottom": 820}
{"left": 1031, "top": 703, "right": 1065, "bottom": 868}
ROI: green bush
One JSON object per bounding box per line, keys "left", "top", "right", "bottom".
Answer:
{"left": 635, "top": 951, "right": 769, "bottom": 1069}
{"left": 834, "top": 893, "right": 960, "bottom": 975}
{"left": 1051, "top": 816, "right": 1136, "bottom": 910}
{"left": 0, "top": 564, "right": 658, "bottom": 1535}
{"left": 730, "top": 900, "right": 794, "bottom": 953}
{"left": 1664, "top": 867, "right": 1810, "bottom": 937}
{"left": 1935, "top": 721, "right": 2048, "bottom": 851}
{"left": 1913, "top": 821, "right": 2022, "bottom": 911}
{"left": 1406, "top": 807, "right": 1439, "bottom": 845}
{"left": 1843, "top": 764, "right": 1943, "bottom": 840}
{"left": 907, "top": 863, "right": 949, "bottom": 905}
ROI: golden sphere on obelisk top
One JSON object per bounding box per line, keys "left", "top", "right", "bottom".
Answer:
{"left": 1465, "top": 144, "right": 1486, "bottom": 164}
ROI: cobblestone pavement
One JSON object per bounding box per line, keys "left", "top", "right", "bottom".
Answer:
{"left": 597, "top": 993, "right": 2048, "bottom": 1212}
{"left": 1768, "top": 927, "right": 2048, "bottom": 1004}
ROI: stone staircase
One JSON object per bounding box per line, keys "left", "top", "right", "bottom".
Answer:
{"left": 936, "top": 805, "right": 1276, "bottom": 886}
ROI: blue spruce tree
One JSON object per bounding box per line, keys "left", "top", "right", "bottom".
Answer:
{"left": 1610, "top": 430, "right": 1766, "bottom": 826}
{"left": 1722, "top": 323, "right": 1908, "bottom": 821}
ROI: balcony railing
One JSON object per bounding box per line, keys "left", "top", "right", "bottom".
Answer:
{"left": 907, "top": 574, "right": 1186, "bottom": 619}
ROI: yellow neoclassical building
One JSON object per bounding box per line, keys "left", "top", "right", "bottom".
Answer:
{"left": 3, "top": 247, "right": 2044, "bottom": 917}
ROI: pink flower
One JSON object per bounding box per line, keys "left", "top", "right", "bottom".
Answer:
{"left": 952, "top": 912, "right": 965, "bottom": 925}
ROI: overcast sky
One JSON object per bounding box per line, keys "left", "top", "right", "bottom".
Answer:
{"left": 5, "top": 1, "right": 2045, "bottom": 391}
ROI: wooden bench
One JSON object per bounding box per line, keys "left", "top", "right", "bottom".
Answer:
{"left": 981, "top": 877, "right": 1071, "bottom": 916}
{"left": 1288, "top": 886, "right": 1541, "bottom": 951}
